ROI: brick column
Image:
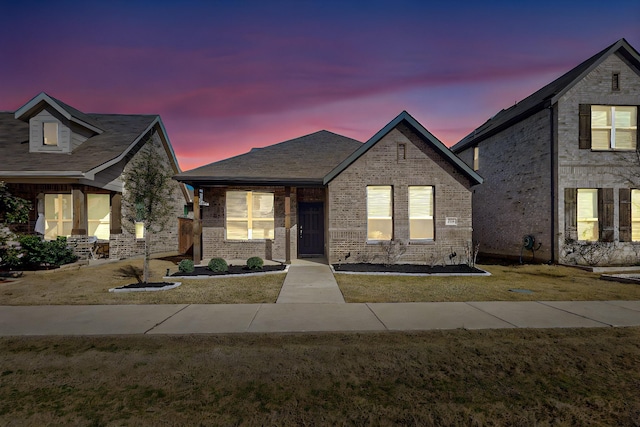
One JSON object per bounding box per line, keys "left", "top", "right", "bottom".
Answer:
{"left": 193, "top": 187, "right": 202, "bottom": 264}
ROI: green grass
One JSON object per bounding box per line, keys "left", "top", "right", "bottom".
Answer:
{"left": 1, "top": 329, "right": 639, "bottom": 425}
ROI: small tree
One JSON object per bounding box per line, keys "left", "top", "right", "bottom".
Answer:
{"left": 122, "top": 134, "right": 175, "bottom": 283}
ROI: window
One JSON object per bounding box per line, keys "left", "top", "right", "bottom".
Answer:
{"left": 590, "top": 106, "right": 637, "bottom": 150}
{"left": 367, "top": 186, "right": 392, "bottom": 240}
{"left": 43, "top": 122, "right": 58, "bottom": 146}
{"left": 473, "top": 146, "right": 479, "bottom": 171}
{"left": 409, "top": 186, "right": 434, "bottom": 240}
{"left": 226, "top": 191, "right": 274, "bottom": 240}
{"left": 577, "top": 189, "right": 598, "bottom": 241}
{"left": 632, "top": 190, "right": 640, "bottom": 241}
{"left": 44, "top": 194, "right": 72, "bottom": 240}
{"left": 87, "top": 194, "right": 110, "bottom": 240}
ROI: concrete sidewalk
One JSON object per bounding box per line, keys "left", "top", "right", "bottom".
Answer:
{"left": 276, "top": 258, "right": 345, "bottom": 303}
{"left": 2, "top": 300, "right": 640, "bottom": 336}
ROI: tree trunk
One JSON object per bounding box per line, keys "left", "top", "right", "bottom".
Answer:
{"left": 143, "top": 229, "right": 150, "bottom": 283}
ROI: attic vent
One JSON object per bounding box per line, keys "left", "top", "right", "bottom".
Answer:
{"left": 612, "top": 72, "right": 620, "bottom": 91}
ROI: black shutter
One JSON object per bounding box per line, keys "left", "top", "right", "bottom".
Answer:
{"left": 579, "top": 104, "right": 591, "bottom": 149}
{"left": 620, "top": 188, "right": 631, "bottom": 242}
{"left": 599, "top": 188, "right": 614, "bottom": 242}
{"left": 564, "top": 188, "right": 577, "bottom": 240}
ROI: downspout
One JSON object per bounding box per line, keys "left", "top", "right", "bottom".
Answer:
{"left": 549, "top": 104, "right": 556, "bottom": 263}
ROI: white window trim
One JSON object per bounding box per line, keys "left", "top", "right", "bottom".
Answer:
{"left": 225, "top": 191, "right": 275, "bottom": 241}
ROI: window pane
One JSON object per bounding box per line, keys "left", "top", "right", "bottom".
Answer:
{"left": 591, "top": 130, "right": 610, "bottom": 149}
{"left": 44, "top": 194, "right": 72, "bottom": 240}
{"left": 632, "top": 190, "right": 640, "bottom": 241}
{"left": 591, "top": 107, "right": 610, "bottom": 127}
{"left": 88, "top": 194, "right": 110, "bottom": 240}
{"left": 227, "top": 220, "right": 248, "bottom": 240}
{"left": 409, "top": 186, "right": 434, "bottom": 239}
{"left": 367, "top": 186, "right": 392, "bottom": 240}
{"left": 226, "top": 192, "right": 248, "bottom": 219}
{"left": 615, "top": 107, "right": 635, "bottom": 128}
{"left": 43, "top": 122, "right": 58, "bottom": 146}
{"left": 577, "top": 189, "right": 598, "bottom": 241}
{"left": 252, "top": 192, "right": 274, "bottom": 219}
{"left": 252, "top": 220, "right": 275, "bottom": 239}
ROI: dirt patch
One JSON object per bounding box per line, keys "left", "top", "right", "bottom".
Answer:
{"left": 171, "top": 265, "right": 287, "bottom": 276}
{"left": 332, "top": 263, "right": 485, "bottom": 274}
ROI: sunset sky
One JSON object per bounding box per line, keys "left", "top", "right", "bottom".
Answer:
{"left": 2, "top": 1, "right": 639, "bottom": 171}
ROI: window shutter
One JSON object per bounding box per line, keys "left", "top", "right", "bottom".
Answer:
{"left": 619, "top": 188, "right": 631, "bottom": 242}
{"left": 637, "top": 105, "right": 640, "bottom": 149}
{"left": 598, "top": 188, "right": 614, "bottom": 242}
{"left": 564, "top": 188, "right": 577, "bottom": 239}
{"left": 579, "top": 104, "right": 591, "bottom": 149}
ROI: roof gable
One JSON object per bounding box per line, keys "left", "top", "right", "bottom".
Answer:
{"left": 323, "top": 111, "right": 482, "bottom": 185}
{"left": 451, "top": 38, "right": 640, "bottom": 152}
{"left": 14, "top": 92, "right": 104, "bottom": 134}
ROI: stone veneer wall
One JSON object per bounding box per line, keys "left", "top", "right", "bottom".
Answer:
{"left": 327, "top": 123, "right": 475, "bottom": 265}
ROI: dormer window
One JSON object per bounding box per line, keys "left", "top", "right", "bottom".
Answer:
{"left": 43, "top": 122, "right": 59, "bottom": 146}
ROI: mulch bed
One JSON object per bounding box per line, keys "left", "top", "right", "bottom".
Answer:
{"left": 332, "top": 263, "right": 485, "bottom": 274}
{"left": 118, "top": 282, "right": 176, "bottom": 289}
{"left": 171, "top": 265, "right": 287, "bottom": 276}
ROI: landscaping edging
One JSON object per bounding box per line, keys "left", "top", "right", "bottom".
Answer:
{"left": 109, "top": 282, "right": 182, "bottom": 292}
{"left": 168, "top": 264, "right": 290, "bottom": 279}
{"left": 331, "top": 264, "right": 491, "bottom": 276}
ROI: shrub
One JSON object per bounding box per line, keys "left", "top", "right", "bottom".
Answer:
{"left": 17, "top": 235, "right": 77, "bottom": 269}
{"left": 178, "top": 259, "right": 195, "bottom": 273}
{"left": 247, "top": 256, "right": 264, "bottom": 270}
{"left": 207, "top": 257, "right": 228, "bottom": 273}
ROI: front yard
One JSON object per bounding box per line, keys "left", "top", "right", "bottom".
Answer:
{"left": 2, "top": 258, "right": 640, "bottom": 305}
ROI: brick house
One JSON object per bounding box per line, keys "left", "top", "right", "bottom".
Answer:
{"left": 175, "top": 111, "right": 482, "bottom": 265}
{"left": 0, "top": 92, "right": 190, "bottom": 260}
{"left": 451, "top": 39, "right": 640, "bottom": 265}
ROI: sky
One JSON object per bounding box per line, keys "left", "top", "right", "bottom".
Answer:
{"left": 1, "top": 0, "right": 639, "bottom": 171}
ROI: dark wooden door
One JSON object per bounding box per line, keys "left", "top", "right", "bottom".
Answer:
{"left": 298, "top": 202, "right": 324, "bottom": 256}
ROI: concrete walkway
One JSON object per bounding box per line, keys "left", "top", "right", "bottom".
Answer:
{"left": 276, "top": 258, "right": 345, "bottom": 304}
{"left": 1, "top": 300, "right": 640, "bottom": 336}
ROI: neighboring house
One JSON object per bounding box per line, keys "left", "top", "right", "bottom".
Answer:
{"left": 175, "top": 111, "right": 482, "bottom": 265}
{"left": 0, "top": 92, "right": 190, "bottom": 260}
{"left": 452, "top": 39, "right": 640, "bottom": 265}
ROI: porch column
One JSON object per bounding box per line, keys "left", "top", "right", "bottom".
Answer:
{"left": 193, "top": 186, "right": 202, "bottom": 264}
{"left": 285, "top": 186, "right": 291, "bottom": 264}
{"left": 110, "top": 192, "right": 122, "bottom": 234}
{"left": 71, "top": 185, "right": 87, "bottom": 235}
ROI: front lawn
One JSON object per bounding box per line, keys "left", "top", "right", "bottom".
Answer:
{"left": 336, "top": 263, "right": 640, "bottom": 302}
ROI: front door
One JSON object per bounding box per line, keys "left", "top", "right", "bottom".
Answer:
{"left": 298, "top": 202, "right": 324, "bottom": 256}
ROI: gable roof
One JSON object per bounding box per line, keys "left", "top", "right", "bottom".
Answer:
{"left": 174, "top": 130, "right": 363, "bottom": 186}
{"left": 15, "top": 92, "right": 105, "bottom": 134}
{"left": 324, "top": 111, "right": 483, "bottom": 185}
{"left": 0, "top": 94, "right": 184, "bottom": 183}
{"left": 451, "top": 38, "right": 640, "bottom": 153}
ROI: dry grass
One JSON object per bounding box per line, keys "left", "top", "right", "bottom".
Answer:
{"left": 1, "top": 328, "right": 639, "bottom": 425}
{"left": 0, "top": 258, "right": 283, "bottom": 305}
{"left": 337, "top": 263, "right": 640, "bottom": 302}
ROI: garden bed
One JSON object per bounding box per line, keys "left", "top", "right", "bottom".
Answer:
{"left": 332, "top": 263, "right": 489, "bottom": 275}
{"left": 170, "top": 264, "right": 288, "bottom": 277}
{"left": 109, "top": 282, "right": 182, "bottom": 293}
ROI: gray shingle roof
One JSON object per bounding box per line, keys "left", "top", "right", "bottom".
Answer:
{"left": 0, "top": 111, "right": 159, "bottom": 175}
{"left": 451, "top": 38, "right": 640, "bottom": 153}
{"left": 175, "top": 130, "right": 363, "bottom": 186}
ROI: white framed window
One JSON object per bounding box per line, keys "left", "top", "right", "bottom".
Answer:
{"left": 632, "top": 190, "right": 640, "bottom": 241}
{"left": 44, "top": 194, "right": 72, "bottom": 240}
{"left": 367, "top": 186, "right": 392, "bottom": 241}
{"left": 226, "top": 191, "right": 274, "bottom": 240}
{"left": 409, "top": 186, "right": 434, "bottom": 240}
{"left": 87, "top": 194, "right": 110, "bottom": 240}
{"left": 43, "top": 122, "right": 59, "bottom": 146}
{"left": 591, "top": 106, "right": 637, "bottom": 150}
{"left": 577, "top": 189, "right": 598, "bottom": 241}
